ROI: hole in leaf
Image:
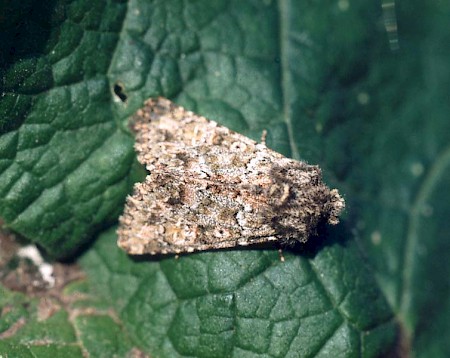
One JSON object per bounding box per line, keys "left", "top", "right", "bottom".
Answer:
{"left": 113, "top": 82, "right": 127, "bottom": 102}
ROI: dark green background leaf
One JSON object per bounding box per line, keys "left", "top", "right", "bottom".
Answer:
{"left": 1, "top": 0, "right": 449, "bottom": 356}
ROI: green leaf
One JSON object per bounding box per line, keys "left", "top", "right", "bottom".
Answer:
{"left": 1, "top": 0, "right": 449, "bottom": 356}
{"left": 335, "top": 2, "right": 450, "bottom": 356}
{"left": 0, "top": 281, "right": 140, "bottom": 357}
{"left": 0, "top": 0, "right": 136, "bottom": 258}
{"left": 81, "top": 228, "right": 397, "bottom": 357}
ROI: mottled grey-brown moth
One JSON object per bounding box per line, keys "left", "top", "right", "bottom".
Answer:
{"left": 117, "top": 98, "right": 345, "bottom": 255}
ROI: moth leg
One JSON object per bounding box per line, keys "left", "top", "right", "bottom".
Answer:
{"left": 260, "top": 129, "right": 267, "bottom": 145}
{"left": 278, "top": 248, "right": 285, "bottom": 262}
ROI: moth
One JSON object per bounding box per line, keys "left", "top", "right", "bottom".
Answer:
{"left": 117, "top": 98, "right": 345, "bottom": 255}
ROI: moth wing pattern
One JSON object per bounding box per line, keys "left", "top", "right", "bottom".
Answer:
{"left": 117, "top": 98, "right": 345, "bottom": 255}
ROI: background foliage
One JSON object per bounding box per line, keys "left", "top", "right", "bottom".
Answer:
{"left": 1, "top": 0, "right": 449, "bottom": 357}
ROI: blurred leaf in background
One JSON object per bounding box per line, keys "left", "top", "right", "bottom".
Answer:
{"left": 1, "top": 0, "right": 449, "bottom": 357}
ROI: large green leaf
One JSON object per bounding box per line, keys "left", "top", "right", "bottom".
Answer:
{"left": 1, "top": 0, "right": 449, "bottom": 357}
{"left": 81, "top": 227, "right": 397, "bottom": 357}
